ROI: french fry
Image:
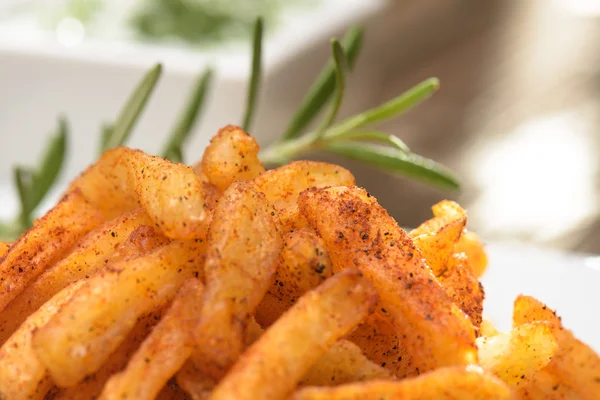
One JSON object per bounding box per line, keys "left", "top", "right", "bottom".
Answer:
{"left": 480, "top": 318, "right": 500, "bottom": 337}
{"left": 176, "top": 360, "right": 213, "bottom": 400}
{"left": 298, "top": 186, "right": 477, "bottom": 372}
{"left": 32, "top": 238, "right": 207, "bottom": 387}
{"left": 513, "top": 295, "right": 600, "bottom": 400}
{"left": 209, "top": 268, "right": 378, "bottom": 400}
{"left": 0, "top": 189, "right": 103, "bottom": 312}
{"left": 0, "top": 242, "right": 10, "bottom": 258}
{"left": 191, "top": 181, "right": 282, "bottom": 381}
{"left": 192, "top": 164, "right": 220, "bottom": 212}
{"left": 100, "top": 279, "right": 204, "bottom": 400}
{"left": 156, "top": 378, "right": 192, "bottom": 400}
{"left": 477, "top": 322, "right": 557, "bottom": 387}
{"left": 200, "top": 125, "right": 265, "bottom": 192}
{"left": 291, "top": 365, "right": 514, "bottom": 400}
{"left": 51, "top": 309, "right": 165, "bottom": 400}
{"left": 0, "top": 280, "right": 84, "bottom": 400}
{"left": 252, "top": 161, "right": 355, "bottom": 231}
{"left": 70, "top": 147, "right": 212, "bottom": 239}
{"left": 256, "top": 228, "right": 333, "bottom": 327}
{"left": 454, "top": 230, "right": 488, "bottom": 278}
{"left": 301, "top": 339, "right": 393, "bottom": 387}
{"left": 439, "top": 253, "right": 485, "bottom": 329}
{"left": 0, "top": 211, "right": 164, "bottom": 345}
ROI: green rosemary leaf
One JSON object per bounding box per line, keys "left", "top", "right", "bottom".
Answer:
{"left": 32, "top": 117, "right": 68, "bottom": 207}
{"left": 161, "top": 68, "right": 213, "bottom": 162}
{"left": 13, "top": 166, "right": 35, "bottom": 227}
{"left": 315, "top": 40, "right": 347, "bottom": 138}
{"left": 327, "top": 78, "right": 439, "bottom": 138}
{"left": 102, "top": 63, "right": 162, "bottom": 152}
{"left": 325, "top": 141, "right": 459, "bottom": 190}
{"left": 242, "top": 17, "right": 263, "bottom": 132}
{"left": 330, "top": 130, "right": 410, "bottom": 153}
{"left": 281, "top": 26, "right": 363, "bottom": 141}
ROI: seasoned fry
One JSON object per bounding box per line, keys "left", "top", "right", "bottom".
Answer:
{"left": 256, "top": 228, "right": 333, "bottom": 327}
{"left": 100, "top": 279, "right": 204, "bottom": 400}
{"left": 477, "top": 322, "right": 557, "bottom": 387}
{"left": 32, "top": 238, "right": 207, "bottom": 387}
{"left": 209, "top": 268, "right": 378, "bottom": 400}
{"left": 513, "top": 295, "right": 600, "bottom": 400}
{"left": 191, "top": 181, "right": 282, "bottom": 382}
{"left": 70, "top": 147, "right": 211, "bottom": 239}
{"left": 200, "top": 125, "right": 265, "bottom": 192}
{"left": 454, "top": 230, "right": 488, "bottom": 278}
{"left": 301, "top": 339, "right": 393, "bottom": 387}
{"left": 52, "top": 309, "right": 165, "bottom": 400}
{"left": 0, "top": 242, "right": 10, "bottom": 258}
{"left": 298, "top": 186, "right": 477, "bottom": 372}
{"left": 480, "top": 318, "right": 500, "bottom": 337}
{"left": 176, "top": 360, "right": 214, "bottom": 400}
{"left": 439, "top": 253, "right": 485, "bottom": 329}
{"left": 291, "top": 365, "right": 514, "bottom": 400}
{"left": 0, "top": 189, "right": 103, "bottom": 312}
{"left": 0, "top": 211, "right": 164, "bottom": 345}
{"left": 252, "top": 161, "right": 355, "bottom": 231}
{"left": 0, "top": 280, "right": 84, "bottom": 400}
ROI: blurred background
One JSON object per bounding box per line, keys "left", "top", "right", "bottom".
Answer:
{"left": 0, "top": 0, "right": 599, "bottom": 253}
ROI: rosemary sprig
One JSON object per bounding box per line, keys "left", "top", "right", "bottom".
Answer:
{"left": 1, "top": 18, "right": 460, "bottom": 241}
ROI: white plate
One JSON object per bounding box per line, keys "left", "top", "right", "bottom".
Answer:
{"left": 483, "top": 242, "right": 600, "bottom": 352}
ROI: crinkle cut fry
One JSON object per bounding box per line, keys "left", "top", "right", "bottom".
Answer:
{"left": 0, "top": 189, "right": 104, "bottom": 312}
{"left": 69, "top": 147, "right": 211, "bottom": 239}
{"left": 208, "top": 268, "right": 378, "bottom": 400}
{"left": 31, "top": 238, "right": 207, "bottom": 387}
{"left": 298, "top": 186, "right": 477, "bottom": 373}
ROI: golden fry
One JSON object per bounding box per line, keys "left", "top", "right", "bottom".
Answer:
{"left": 209, "top": 268, "right": 378, "bottom": 400}
{"left": 100, "top": 279, "right": 204, "bottom": 400}
{"left": 200, "top": 125, "right": 265, "bottom": 192}
{"left": 291, "top": 365, "right": 514, "bottom": 400}
{"left": 32, "top": 239, "right": 206, "bottom": 387}
{"left": 480, "top": 318, "right": 500, "bottom": 338}
{"left": 192, "top": 181, "right": 282, "bottom": 380}
{"left": 0, "top": 242, "right": 11, "bottom": 258}
{"left": 513, "top": 295, "right": 600, "bottom": 400}
{"left": 252, "top": 161, "right": 355, "bottom": 231}
{"left": 298, "top": 186, "right": 477, "bottom": 372}
{"left": 0, "top": 189, "right": 103, "bottom": 312}
{"left": 256, "top": 228, "right": 333, "bottom": 327}
{"left": 301, "top": 339, "right": 393, "bottom": 387}
{"left": 477, "top": 322, "right": 557, "bottom": 387}
{"left": 0, "top": 211, "right": 163, "bottom": 345}
{"left": 454, "top": 230, "right": 488, "bottom": 278}
{"left": 70, "top": 147, "right": 211, "bottom": 239}
{"left": 51, "top": 309, "right": 165, "bottom": 400}
{"left": 0, "top": 280, "right": 84, "bottom": 400}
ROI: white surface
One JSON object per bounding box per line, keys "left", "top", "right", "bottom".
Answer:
{"left": 482, "top": 242, "right": 600, "bottom": 352}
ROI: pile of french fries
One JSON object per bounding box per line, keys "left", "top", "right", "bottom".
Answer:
{"left": 0, "top": 125, "right": 598, "bottom": 400}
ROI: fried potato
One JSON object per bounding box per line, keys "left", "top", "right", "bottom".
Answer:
{"left": 209, "top": 268, "right": 378, "bottom": 400}
{"left": 191, "top": 181, "right": 282, "bottom": 381}
{"left": 252, "top": 161, "right": 355, "bottom": 231}
{"left": 256, "top": 228, "right": 333, "bottom": 327}
{"left": 438, "top": 253, "right": 485, "bottom": 329}
{"left": 100, "top": 279, "right": 204, "bottom": 400}
{"left": 52, "top": 309, "right": 165, "bottom": 400}
{"left": 0, "top": 211, "right": 164, "bottom": 345}
{"left": 0, "top": 242, "right": 10, "bottom": 258}
{"left": 454, "top": 230, "right": 488, "bottom": 278}
{"left": 477, "top": 322, "right": 557, "bottom": 387}
{"left": 32, "top": 238, "right": 207, "bottom": 387}
{"left": 0, "top": 189, "right": 103, "bottom": 312}
{"left": 156, "top": 379, "right": 192, "bottom": 400}
{"left": 0, "top": 280, "right": 84, "bottom": 400}
{"left": 200, "top": 125, "right": 265, "bottom": 192}
{"left": 298, "top": 186, "right": 477, "bottom": 372}
{"left": 480, "top": 318, "right": 500, "bottom": 337}
{"left": 347, "top": 314, "right": 416, "bottom": 378}
{"left": 291, "top": 365, "right": 514, "bottom": 400}
{"left": 70, "top": 147, "right": 211, "bottom": 239}
{"left": 513, "top": 295, "right": 600, "bottom": 399}
{"left": 301, "top": 339, "right": 393, "bottom": 387}
{"left": 192, "top": 164, "right": 220, "bottom": 211}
